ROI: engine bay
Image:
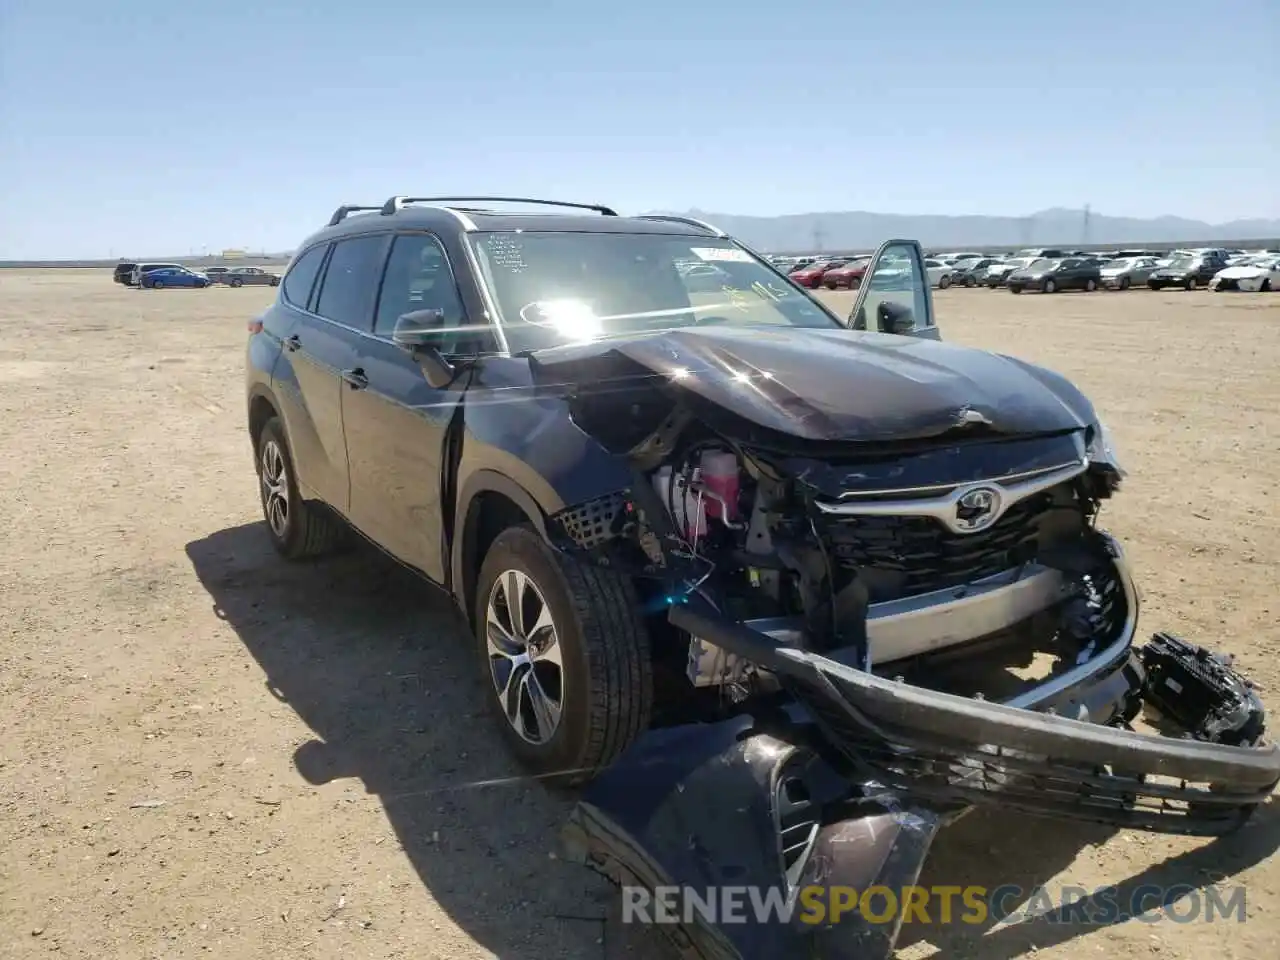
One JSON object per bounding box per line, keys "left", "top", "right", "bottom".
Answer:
{"left": 552, "top": 382, "right": 1130, "bottom": 715}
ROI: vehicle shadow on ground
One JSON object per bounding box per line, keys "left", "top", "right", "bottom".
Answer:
{"left": 185, "top": 522, "right": 671, "bottom": 960}
{"left": 894, "top": 790, "right": 1279, "bottom": 957}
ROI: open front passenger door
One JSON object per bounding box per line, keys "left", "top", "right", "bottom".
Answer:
{"left": 847, "top": 239, "right": 941, "bottom": 340}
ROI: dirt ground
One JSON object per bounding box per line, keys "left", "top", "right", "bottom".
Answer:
{"left": 1, "top": 270, "right": 1277, "bottom": 959}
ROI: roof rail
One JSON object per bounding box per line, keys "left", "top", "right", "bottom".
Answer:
{"left": 327, "top": 204, "right": 382, "bottom": 227}
{"left": 636, "top": 214, "right": 727, "bottom": 237}
{"left": 379, "top": 196, "right": 618, "bottom": 217}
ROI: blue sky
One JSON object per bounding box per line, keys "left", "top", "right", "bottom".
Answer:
{"left": 1, "top": 0, "right": 1275, "bottom": 259}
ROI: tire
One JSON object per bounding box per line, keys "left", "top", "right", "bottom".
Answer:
{"left": 255, "top": 416, "right": 346, "bottom": 560}
{"left": 270, "top": 277, "right": 280, "bottom": 287}
{"left": 1119, "top": 276, "right": 1131, "bottom": 290}
{"left": 965, "top": 276, "right": 976, "bottom": 287}
{"left": 1084, "top": 277, "right": 1097, "bottom": 292}
{"left": 938, "top": 274, "right": 952, "bottom": 289}
{"left": 1009, "top": 285, "right": 1022, "bottom": 294}
{"left": 474, "top": 525, "right": 652, "bottom": 785}
{"left": 1262, "top": 279, "right": 1272, "bottom": 293}
{"left": 1148, "top": 281, "right": 1161, "bottom": 290}
{"left": 1043, "top": 278, "right": 1058, "bottom": 294}
{"left": 1186, "top": 277, "right": 1197, "bottom": 291}
{"left": 153, "top": 280, "right": 164, "bottom": 289}
{"left": 230, "top": 278, "right": 243, "bottom": 288}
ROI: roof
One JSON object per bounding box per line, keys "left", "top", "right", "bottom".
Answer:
{"left": 310, "top": 197, "right": 724, "bottom": 246}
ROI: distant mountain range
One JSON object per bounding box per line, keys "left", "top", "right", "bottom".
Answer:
{"left": 648, "top": 207, "right": 1280, "bottom": 253}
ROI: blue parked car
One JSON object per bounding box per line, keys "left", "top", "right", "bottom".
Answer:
{"left": 139, "top": 266, "right": 212, "bottom": 289}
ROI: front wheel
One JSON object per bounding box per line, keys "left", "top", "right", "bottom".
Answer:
{"left": 153, "top": 279, "right": 164, "bottom": 289}
{"left": 1148, "top": 281, "right": 1162, "bottom": 290}
{"left": 938, "top": 274, "right": 952, "bottom": 289}
{"left": 1186, "top": 277, "right": 1198, "bottom": 291}
{"left": 1119, "top": 276, "right": 1131, "bottom": 290}
{"left": 230, "top": 278, "right": 243, "bottom": 288}
{"left": 1043, "top": 278, "right": 1058, "bottom": 294}
{"left": 1084, "top": 278, "right": 1097, "bottom": 292}
{"left": 474, "top": 526, "right": 653, "bottom": 785}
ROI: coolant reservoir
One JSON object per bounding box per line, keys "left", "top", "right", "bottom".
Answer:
{"left": 652, "top": 467, "right": 707, "bottom": 539}
{"left": 699, "top": 450, "right": 740, "bottom": 521}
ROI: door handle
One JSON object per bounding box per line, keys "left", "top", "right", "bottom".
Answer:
{"left": 341, "top": 368, "right": 368, "bottom": 390}
{"left": 284, "top": 334, "right": 301, "bottom": 352}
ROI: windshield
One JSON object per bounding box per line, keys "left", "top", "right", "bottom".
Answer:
{"left": 1167, "top": 258, "right": 1196, "bottom": 270}
{"left": 1027, "top": 258, "right": 1058, "bottom": 271}
{"left": 468, "top": 231, "right": 843, "bottom": 352}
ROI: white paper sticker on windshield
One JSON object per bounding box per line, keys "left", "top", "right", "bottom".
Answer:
{"left": 691, "top": 247, "right": 754, "bottom": 263}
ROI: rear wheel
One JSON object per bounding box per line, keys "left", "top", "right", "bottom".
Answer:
{"left": 230, "top": 277, "right": 243, "bottom": 288}
{"left": 153, "top": 279, "right": 165, "bottom": 289}
{"left": 255, "top": 417, "right": 346, "bottom": 559}
{"left": 1084, "top": 278, "right": 1097, "bottom": 292}
{"left": 474, "top": 525, "right": 652, "bottom": 785}
{"left": 1262, "top": 279, "right": 1272, "bottom": 292}
{"left": 1186, "top": 277, "right": 1197, "bottom": 291}
{"left": 938, "top": 274, "right": 952, "bottom": 289}
{"left": 1119, "top": 276, "right": 1131, "bottom": 290}
{"left": 1043, "top": 278, "right": 1058, "bottom": 294}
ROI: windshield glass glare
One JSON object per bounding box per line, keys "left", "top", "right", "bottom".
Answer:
{"left": 468, "top": 232, "right": 842, "bottom": 352}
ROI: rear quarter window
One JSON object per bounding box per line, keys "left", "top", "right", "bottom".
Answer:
{"left": 282, "top": 244, "right": 329, "bottom": 309}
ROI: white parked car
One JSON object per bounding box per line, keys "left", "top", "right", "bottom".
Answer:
{"left": 923, "top": 258, "right": 955, "bottom": 288}
{"left": 1209, "top": 257, "right": 1280, "bottom": 292}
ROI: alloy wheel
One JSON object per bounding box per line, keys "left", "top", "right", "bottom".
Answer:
{"left": 485, "top": 569, "right": 564, "bottom": 745}
{"left": 260, "top": 440, "right": 290, "bottom": 538}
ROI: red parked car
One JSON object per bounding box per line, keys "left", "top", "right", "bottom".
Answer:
{"left": 822, "top": 256, "right": 872, "bottom": 289}
{"left": 788, "top": 258, "right": 848, "bottom": 288}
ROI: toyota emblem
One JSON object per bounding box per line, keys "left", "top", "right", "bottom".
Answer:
{"left": 954, "top": 486, "right": 1001, "bottom": 533}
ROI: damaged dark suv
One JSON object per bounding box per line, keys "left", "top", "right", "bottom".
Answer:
{"left": 247, "top": 200, "right": 1278, "bottom": 949}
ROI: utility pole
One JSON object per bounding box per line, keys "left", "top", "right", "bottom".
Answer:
{"left": 812, "top": 222, "right": 825, "bottom": 254}
{"left": 1082, "top": 204, "right": 1091, "bottom": 247}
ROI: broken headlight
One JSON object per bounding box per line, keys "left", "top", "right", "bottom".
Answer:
{"left": 1087, "top": 420, "right": 1126, "bottom": 480}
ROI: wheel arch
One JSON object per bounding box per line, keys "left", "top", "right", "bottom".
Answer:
{"left": 247, "top": 385, "right": 281, "bottom": 454}
{"left": 451, "top": 471, "right": 551, "bottom": 627}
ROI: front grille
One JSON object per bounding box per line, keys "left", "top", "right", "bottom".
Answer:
{"left": 821, "top": 486, "right": 1079, "bottom": 602}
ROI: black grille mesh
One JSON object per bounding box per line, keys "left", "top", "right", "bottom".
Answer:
{"left": 822, "top": 491, "right": 1061, "bottom": 600}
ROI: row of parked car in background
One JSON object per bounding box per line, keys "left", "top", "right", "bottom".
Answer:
{"left": 769, "top": 245, "right": 1280, "bottom": 294}
{"left": 111, "top": 261, "right": 281, "bottom": 289}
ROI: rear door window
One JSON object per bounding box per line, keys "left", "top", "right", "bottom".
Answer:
{"left": 315, "top": 235, "right": 390, "bottom": 330}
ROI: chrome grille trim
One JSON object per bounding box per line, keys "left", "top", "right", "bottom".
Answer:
{"left": 814, "top": 458, "right": 1088, "bottom": 534}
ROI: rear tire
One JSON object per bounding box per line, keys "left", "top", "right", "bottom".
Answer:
{"left": 474, "top": 525, "right": 653, "bottom": 785}
{"left": 1262, "top": 279, "right": 1272, "bottom": 292}
{"left": 1084, "top": 277, "right": 1097, "bottom": 292}
{"left": 1119, "top": 276, "right": 1131, "bottom": 290}
{"left": 938, "top": 274, "right": 952, "bottom": 289}
{"left": 1044, "top": 278, "right": 1058, "bottom": 293}
{"left": 230, "top": 278, "right": 243, "bottom": 288}
{"left": 153, "top": 280, "right": 164, "bottom": 289}
{"left": 255, "top": 417, "right": 346, "bottom": 560}
{"left": 1186, "top": 277, "right": 1197, "bottom": 291}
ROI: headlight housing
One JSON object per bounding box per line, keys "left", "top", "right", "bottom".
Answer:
{"left": 1087, "top": 420, "right": 1126, "bottom": 480}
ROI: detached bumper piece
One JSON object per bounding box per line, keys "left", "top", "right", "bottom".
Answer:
{"left": 669, "top": 599, "right": 1280, "bottom": 837}
{"left": 562, "top": 715, "right": 956, "bottom": 960}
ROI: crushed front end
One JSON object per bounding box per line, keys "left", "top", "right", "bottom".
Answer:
{"left": 536, "top": 335, "right": 1278, "bottom": 957}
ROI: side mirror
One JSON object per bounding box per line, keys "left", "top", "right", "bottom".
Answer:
{"left": 392, "top": 310, "right": 456, "bottom": 389}
{"left": 878, "top": 300, "right": 916, "bottom": 335}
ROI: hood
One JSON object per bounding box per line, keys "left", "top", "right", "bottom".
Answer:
{"left": 528, "top": 326, "right": 1096, "bottom": 444}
